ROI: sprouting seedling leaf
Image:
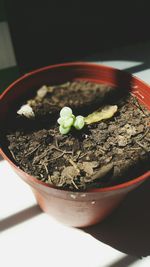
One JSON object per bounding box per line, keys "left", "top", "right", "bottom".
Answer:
{"left": 74, "top": 116, "right": 85, "bottom": 130}
{"left": 58, "top": 105, "right": 118, "bottom": 134}
{"left": 60, "top": 106, "right": 73, "bottom": 118}
{"left": 57, "top": 107, "right": 75, "bottom": 134}
{"left": 59, "top": 125, "right": 71, "bottom": 135}
{"left": 84, "top": 105, "right": 118, "bottom": 125}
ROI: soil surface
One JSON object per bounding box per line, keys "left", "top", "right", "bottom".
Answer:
{"left": 3, "top": 81, "right": 150, "bottom": 190}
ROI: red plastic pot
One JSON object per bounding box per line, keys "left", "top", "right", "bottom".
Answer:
{"left": 0, "top": 62, "right": 150, "bottom": 227}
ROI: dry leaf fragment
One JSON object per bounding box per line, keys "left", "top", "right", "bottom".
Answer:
{"left": 78, "top": 161, "right": 99, "bottom": 176}
{"left": 61, "top": 166, "right": 79, "bottom": 180}
{"left": 82, "top": 162, "right": 94, "bottom": 175}
{"left": 90, "top": 163, "right": 114, "bottom": 181}
{"left": 84, "top": 105, "right": 118, "bottom": 124}
{"left": 37, "top": 85, "right": 48, "bottom": 99}
{"left": 47, "top": 86, "right": 55, "bottom": 93}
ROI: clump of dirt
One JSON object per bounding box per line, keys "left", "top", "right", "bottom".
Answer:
{"left": 3, "top": 81, "right": 150, "bottom": 191}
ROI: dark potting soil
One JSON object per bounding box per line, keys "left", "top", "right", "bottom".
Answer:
{"left": 3, "top": 81, "right": 150, "bottom": 191}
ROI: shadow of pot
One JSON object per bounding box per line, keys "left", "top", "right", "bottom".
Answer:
{"left": 0, "top": 62, "right": 150, "bottom": 227}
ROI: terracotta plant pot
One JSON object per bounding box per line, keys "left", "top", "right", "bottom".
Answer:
{"left": 0, "top": 62, "right": 150, "bottom": 227}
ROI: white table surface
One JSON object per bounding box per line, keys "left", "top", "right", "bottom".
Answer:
{"left": 1, "top": 42, "right": 150, "bottom": 267}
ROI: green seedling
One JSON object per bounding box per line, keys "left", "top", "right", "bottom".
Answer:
{"left": 58, "top": 105, "right": 118, "bottom": 134}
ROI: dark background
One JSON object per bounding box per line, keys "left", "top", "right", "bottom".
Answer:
{"left": 5, "top": 0, "right": 150, "bottom": 73}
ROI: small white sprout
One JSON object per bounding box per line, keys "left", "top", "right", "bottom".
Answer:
{"left": 59, "top": 125, "right": 71, "bottom": 135}
{"left": 60, "top": 107, "right": 72, "bottom": 118}
{"left": 58, "top": 107, "right": 75, "bottom": 134}
{"left": 57, "top": 116, "right": 74, "bottom": 128}
{"left": 17, "top": 104, "right": 35, "bottom": 119}
{"left": 58, "top": 104, "right": 118, "bottom": 135}
{"left": 63, "top": 117, "right": 75, "bottom": 128}
{"left": 58, "top": 107, "right": 85, "bottom": 134}
{"left": 74, "top": 116, "right": 85, "bottom": 130}
{"left": 57, "top": 117, "right": 64, "bottom": 125}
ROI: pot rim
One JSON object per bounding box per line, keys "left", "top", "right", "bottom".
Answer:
{"left": 1, "top": 61, "right": 150, "bottom": 100}
{"left": 0, "top": 61, "right": 150, "bottom": 193}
